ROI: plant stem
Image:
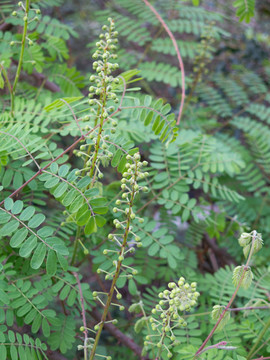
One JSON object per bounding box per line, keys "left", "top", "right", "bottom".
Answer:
{"left": 142, "top": 0, "right": 185, "bottom": 125}
{"left": 247, "top": 317, "right": 270, "bottom": 360}
{"left": 11, "top": 0, "right": 30, "bottom": 116}
{"left": 88, "top": 166, "right": 137, "bottom": 360}
{"left": 71, "top": 226, "right": 81, "bottom": 265}
{"left": 194, "top": 232, "right": 257, "bottom": 358}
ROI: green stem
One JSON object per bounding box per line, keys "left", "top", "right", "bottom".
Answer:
{"left": 11, "top": 0, "right": 30, "bottom": 116}
{"left": 89, "top": 113, "right": 104, "bottom": 178}
{"left": 247, "top": 317, "right": 270, "bottom": 360}
{"left": 88, "top": 167, "right": 137, "bottom": 360}
{"left": 71, "top": 226, "right": 81, "bottom": 265}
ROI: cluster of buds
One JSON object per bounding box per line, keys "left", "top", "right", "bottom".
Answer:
{"left": 96, "top": 152, "right": 148, "bottom": 280}
{"left": 238, "top": 230, "right": 263, "bottom": 258}
{"left": 145, "top": 278, "right": 200, "bottom": 358}
{"left": 88, "top": 18, "right": 119, "bottom": 108}
{"left": 10, "top": 2, "right": 41, "bottom": 47}
{"left": 74, "top": 133, "right": 115, "bottom": 179}
{"left": 75, "top": 19, "right": 121, "bottom": 178}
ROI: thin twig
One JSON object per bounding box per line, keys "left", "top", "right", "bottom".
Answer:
{"left": 142, "top": 0, "right": 185, "bottom": 125}
{"left": 194, "top": 231, "right": 257, "bottom": 357}
{"left": 73, "top": 272, "right": 88, "bottom": 360}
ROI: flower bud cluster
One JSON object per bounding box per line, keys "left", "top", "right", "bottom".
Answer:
{"left": 238, "top": 230, "right": 263, "bottom": 258}
{"left": 145, "top": 278, "right": 200, "bottom": 357}
{"left": 96, "top": 153, "right": 148, "bottom": 283}
{"left": 77, "top": 19, "right": 120, "bottom": 181}
{"left": 74, "top": 133, "right": 116, "bottom": 179}
{"left": 88, "top": 18, "right": 119, "bottom": 106}
{"left": 111, "top": 153, "right": 148, "bottom": 245}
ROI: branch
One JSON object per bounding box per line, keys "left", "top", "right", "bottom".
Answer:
{"left": 204, "top": 234, "right": 237, "bottom": 266}
{"left": 90, "top": 308, "right": 148, "bottom": 360}
{"left": 194, "top": 232, "right": 257, "bottom": 357}
{"left": 0, "top": 22, "right": 12, "bottom": 32}
{"left": 12, "top": 59, "right": 61, "bottom": 93}
{"left": 141, "top": 0, "right": 185, "bottom": 125}
{"left": 31, "top": 71, "right": 61, "bottom": 92}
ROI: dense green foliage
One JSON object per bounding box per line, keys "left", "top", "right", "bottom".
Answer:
{"left": 0, "top": 1, "right": 269, "bottom": 360}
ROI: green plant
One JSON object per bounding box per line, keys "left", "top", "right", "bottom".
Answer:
{"left": 0, "top": 1, "right": 269, "bottom": 360}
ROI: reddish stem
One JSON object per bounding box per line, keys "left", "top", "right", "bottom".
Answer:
{"left": 194, "top": 232, "right": 257, "bottom": 357}
{"left": 0, "top": 108, "right": 121, "bottom": 207}
{"left": 142, "top": 0, "right": 185, "bottom": 125}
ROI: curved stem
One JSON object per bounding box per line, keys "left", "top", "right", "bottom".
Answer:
{"left": 142, "top": 0, "right": 185, "bottom": 125}
{"left": 11, "top": 0, "right": 30, "bottom": 116}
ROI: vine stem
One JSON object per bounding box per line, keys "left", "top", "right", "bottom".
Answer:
{"left": 247, "top": 317, "right": 270, "bottom": 360}
{"left": 11, "top": 0, "right": 30, "bottom": 116}
{"left": 88, "top": 165, "right": 138, "bottom": 360}
{"left": 194, "top": 232, "right": 257, "bottom": 358}
{"left": 141, "top": 0, "right": 185, "bottom": 125}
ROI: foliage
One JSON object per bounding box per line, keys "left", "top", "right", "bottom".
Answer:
{"left": 0, "top": 1, "right": 269, "bottom": 360}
